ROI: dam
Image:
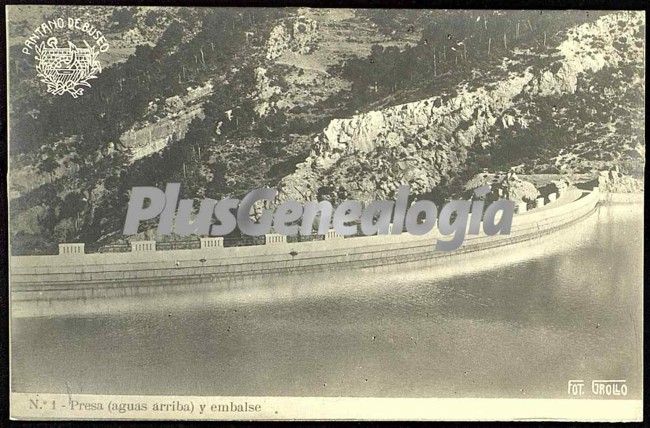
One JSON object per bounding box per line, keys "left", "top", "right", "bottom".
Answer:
{"left": 9, "top": 186, "right": 611, "bottom": 318}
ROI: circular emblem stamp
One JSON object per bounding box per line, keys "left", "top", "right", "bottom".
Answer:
{"left": 22, "top": 18, "right": 110, "bottom": 98}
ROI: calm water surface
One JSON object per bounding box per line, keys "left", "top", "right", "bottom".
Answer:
{"left": 11, "top": 204, "right": 643, "bottom": 398}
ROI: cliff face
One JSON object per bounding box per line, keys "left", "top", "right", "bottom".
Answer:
{"left": 278, "top": 12, "right": 645, "bottom": 202}
{"left": 116, "top": 82, "right": 215, "bottom": 162}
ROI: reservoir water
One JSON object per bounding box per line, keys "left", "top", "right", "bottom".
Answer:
{"left": 11, "top": 204, "right": 643, "bottom": 398}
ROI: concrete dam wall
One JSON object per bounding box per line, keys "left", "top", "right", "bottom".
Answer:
{"left": 11, "top": 188, "right": 602, "bottom": 307}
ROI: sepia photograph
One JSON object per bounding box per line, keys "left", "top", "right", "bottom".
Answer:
{"left": 6, "top": 4, "right": 645, "bottom": 421}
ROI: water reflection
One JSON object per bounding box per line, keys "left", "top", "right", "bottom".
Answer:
{"left": 11, "top": 205, "right": 643, "bottom": 398}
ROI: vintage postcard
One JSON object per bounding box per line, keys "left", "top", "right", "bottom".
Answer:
{"left": 6, "top": 5, "right": 644, "bottom": 421}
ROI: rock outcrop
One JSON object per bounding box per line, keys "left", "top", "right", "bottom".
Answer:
{"left": 598, "top": 169, "right": 644, "bottom": 193}
{"left": 266, "top": 17, "right": 319, "bottom": 60}
{"left": 253, "top": 67, "right": 282, "bottom": 117}
{"left": 121, "top": 82, "right": 213, "bottom": 161}
{"left": 464, "top": 172, "right": 540, "bottom": 203}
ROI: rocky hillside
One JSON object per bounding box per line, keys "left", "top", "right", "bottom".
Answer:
{"left": 8, "top": 8, "right": 645, "bottom": 254}
{"left": 278, "top": 11, "right": 645, "bottom": 203}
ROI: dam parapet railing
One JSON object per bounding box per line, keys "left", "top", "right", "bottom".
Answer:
{"left": 10, "top": 187, "right": 604, "bottom": 287}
